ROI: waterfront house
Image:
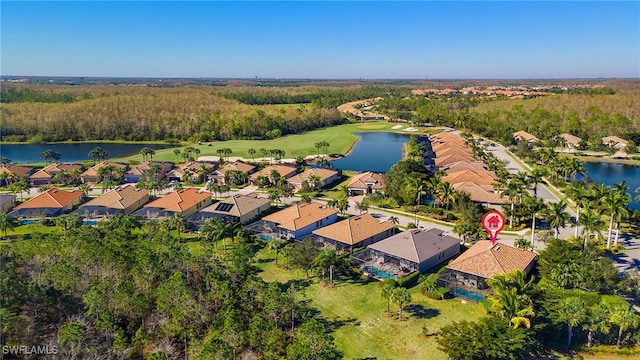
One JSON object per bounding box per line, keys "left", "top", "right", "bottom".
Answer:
{"left": 442, "top": 169, "right": 498, "bottom": 186}
{"left": 451, "top": 182, "right": 508, "bottom": 205}
{"left": 76, "top": 185, "right": 149, "bottom": 220}
{"left": 166, "top": 161, "right": 218, "bottom": 183}
{"left": 30, "top": 163, "right": 84, "bottom": 186}
{"left": 80, "top": 161, "right": 129, "bottom": 184}
{"left": 0, "top": 165, "right": 35, "bottom": 186}
{"left": 602, "top": 136, "right": 628, "bottom": 150}
{"left": 311, "top": 213, "right": 396, "bottom": 251}
{"left": 189, "top": 194, "right": 271, "bottom": 227}
{"left": 513, "top": 131, "right": 539, "bottom": 143}
{"left": 125, "top": 161, "right": 175, "bottom": 183}
{"left": 249, "top": 164, "right": 298, "bottom": 186}
{"left": 0, "top": 194, "right": 17, "bottom": 213}
{"left": 8, "top": 188, "right": 85, "bottom": 219}
{"left": 347, "top": 172, "right": 385, "bottom": 195}
{"left": 286, "top": 168, "right": 341, "bottom": 190}
{"left": 558, "top": 133, "right": 582, "bottom": 149}
{"left": 132, "top": 188, "right": 212, "bottom": 220}
{"left": 261, "top": 202, "right": 338, "bottom": 239}
{"left": 210, "top": 161, "right": 257, "bottom": 184}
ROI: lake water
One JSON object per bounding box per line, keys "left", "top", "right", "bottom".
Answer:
{"left": 330, "top": 132, "right": 409, "bottom": 172}
{"left": 0, "top": 143, "right": 174, "bottom": 163}
{"left": 583, "top": 162, "right": 640, "bottom": 210}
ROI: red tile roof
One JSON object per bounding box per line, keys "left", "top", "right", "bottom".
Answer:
{"left": 262, "top": 202, "right": 338, "bottom": 231}
{"left": 312, "top": 213, "right": 394, "bottom": 246}
{"left": 142, "top": 188, "right": 211, "bottom": 213}
{"left": 447, "top": 241, "right": 536, "bottom": 278}
{"left": 13, "top": 188, "right": 84, "bottom": 210}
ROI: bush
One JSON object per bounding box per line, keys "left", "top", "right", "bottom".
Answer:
{"left": 397, "top": 271, "right": 420, "bottom": 288}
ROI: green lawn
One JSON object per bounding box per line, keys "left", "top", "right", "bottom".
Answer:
{"left": 254, "top": 247, "right": 485, "bottom": 360}
{"left": 112, "top": 122, "right": 425, "bottom": 163}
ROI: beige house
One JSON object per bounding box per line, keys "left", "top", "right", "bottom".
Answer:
{"left": 262, "top": 202, "right": 338, "bottom": 239}
{"left": 249, "top": 164, "right": 298, "bottom": 185}
{"left": 347, "top": 172, "right": 385, "bottom": 195}
{"left": 80, "top": 161, "right": 129, "bottom": 183}
{"left": 558, "top": 133, "right": 582, "bottom": 148}
{"left": 189, "top": 194, "right": 271, "bottom": 226}
{"left": 0, "top": 165, "right": 35, "bottom": 186}
{"left": 125, "top": 161, "right": 175, "bottom": 183}
{"left": 166, "top": 161, "right": 218, "bottom": 183}
{"left": 602, "top": 136, "right": 628, "bottom": 150}
{"left": 210, "top": 161, "right": 257, "bottom": 184}
{"left": 9, "top": 188, "right": 85, "bottom": 219}
{"left": 76, "top": 185, "right": 149, "bottom": 220}
{"left": 312, "top": 213, "right": 396, "bottom": 251}
{"left": 30, "top": 163, "right": 84, "bottom": 186}
{"left": 287, "top": 168, "right": 341, "bottom": 190}
{"left": 513, "top": 131, "right": 539, "bottom": 143}
{"left": 132, "top": 188, "right": 213, "bottom": 220}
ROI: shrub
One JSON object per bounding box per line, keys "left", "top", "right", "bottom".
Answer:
{"left": 398, "top": 271, "right": 420, "bottom": 288}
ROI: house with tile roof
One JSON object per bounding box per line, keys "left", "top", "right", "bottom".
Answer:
{"left": 131, "top": 188, "right": 212, "bottom": 220}
{"left": 210, "top": 161, "right": 257, "bottom": 184}
{"left": 166, "top": 161, "right": 218, "bottom": 183}
{"left": 80, "top": 161, "right": 129, "bottom": 184}
{"left": 434, "top": 153, "right": 475, "bottom": 167}
{"left": 286, "top": 168, "right": 341, "bottom": 191}
{"left": 75, "top": 185, "right": 149, "bottom": 220}
{"left": 261, "top": 202, "right": 338, "bottom": 239}
{"left": 351, "top": 228, "right": 460, "bottom": 279}
{"left": 124, "top": 161, "right": 174, "bottom": 183}
{"left": 0, "top": 194, "right": 17, "bottom": 213}
{"left": 513, "top": 131, "right": 539, "bottom": 143}
{"left": 558, "top": 133, "right": 582, "bottom": 148}
{"left": 189, "top": 194, "right": 271, "bottom": 227}
{"left": 602, "top": 136, "right": 628, "bottom": 150}
{"left": 312, "top": 213, "right": 396, "bottom": 251}
{"left": 437, "top": 241, "right": 537, "bottom": 301}
{"left": 249, "top": 164, "right": 298, "bottom": 186}
{"left": 451, "top": 182, "right": 508, "bottom": 205}
{"left": 347, "top": 172, "right": 385, "bottom": 195}
{"left": 8, "top": 188, "right": 85, "bottom": 219}
{"left": 30, "top": 163, "right": 84, "bottom": 186}
{"left": 0, "top": 165, "right": 35, "bottom": 186}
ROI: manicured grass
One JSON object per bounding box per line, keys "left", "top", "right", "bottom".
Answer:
{"left": 112, "top": 122, "right": 421, "bottom": 163}
{"left": 254, "top": 247, "right": 485, "bottom": 359}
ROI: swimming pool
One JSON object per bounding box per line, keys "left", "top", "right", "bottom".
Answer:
{"left": 451, "top": 287, "right": 486, "bottom": 302}
{"left": 363, "top": 266, "right": 396, "bottom": 280}
{"left": 259, "top": 234, "right": 275, "bottom": 241}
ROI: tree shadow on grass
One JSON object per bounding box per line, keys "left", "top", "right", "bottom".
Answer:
{"left": 404, "top": 304, "right": 440, "bottom": 319}
{"left": 281, "top": 278, "right": 314, "bottom": 291}
{"left": 302, "top": 305, "right": 360, "bottom": 332}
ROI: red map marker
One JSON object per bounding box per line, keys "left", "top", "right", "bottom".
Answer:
{"left": 481, "top": 210, "right": 505, "bottom": 245}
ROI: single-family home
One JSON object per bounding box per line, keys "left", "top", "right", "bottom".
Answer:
{"left": 286, "top": 168, "right": 341, "bottom": 190}
{"left": 80, "top": 161, "right": 129, "bottom": 184}
{"left": 30, "top": 163, "right": 85, "bottom": 186}
{"left": 210, "top": 161, "right": 257, "bottom": 184}
{"left": 0, "top": 165, "right": 35, "bottom": 186}
{"left": 437, "top": 241, "right": 537, "bottom": 301}
{"left": 451, "top": 182, "right": 508, "bottom": 205}
{"left": 312, "top": 213, "right": 396, "bottom": 251}
{"left": 442, "top": 169, "right": 498, "bottom": 186}
{"left": 75, "top": 185, "right": 149, "bottom": 220}
{"left": 0, "top": 194, "right": 17, "bottom": 213}
{"left": 166, "top": 161, "right": 218, "bottom": 183}
{"left": 434, "top": 153, "right": 475, "bottom": 167}
{"left": 249, "top": 164, "right": 298, "bottom": 186}
{"left": 558, "top": 133, "right": 582, "bottom": 149}
{"left": 124, "top": 161, "right": 175, "bottom": 183}
{"left": 513, "top": 131, "right": 539, "bottom": 143}
{"left": 189, "top": 194, "right": 271, "bottom": 227}
{"left": 261, "top": 202, "right": 338, "bottom": 239}
{"left": 347, "top": 172, "right": 385, "bottom": 195}
{"left": 602, "top": 136, "right": 628, "bottom": 150}
{"left": 8, "top": 188, "right": 85, "bottom": 220}
{"left": 132, "top": 188, "right": 212, "bottom": 220}
{"left": 351, "top": 228, "right": 461, "bottom": 279}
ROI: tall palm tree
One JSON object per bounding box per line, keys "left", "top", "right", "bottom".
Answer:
{"left": 556, "top": 297, "right": 587, "bottom": 349}
{"left": 268, "top": 240, "right": 286, "bottom": 267}
{"left": 0, "top": 213, "right": 19, "bottom": 238}
{"left": 391, "top": 287, "right": 411, "bottom": 321}
{"left": 566, "top": 182, "right": 590, "bottom": 238}
{"left": 387, "top": 216, "right": 400, "bottom": 225}
{"left": 499, "top": 178, "right": 524, "bottom": 228}
{"left": 336, "top": 197, "right": 350, "bottom": 216}
{"left": 381, "top": 282, "right": 395, "bottom": 315}
{"left": 528, "top": 167, "right": 546, "bottom": 198}
{"left": 166, "top": 213, "right": 186, "bottom": 241}
{"left": 436, "top": 181, "right": 456, "bottom": 211}
{"left": 248, "top": 148, "right": 256, "bottom": 161}
{"left": 610, "top": 305, "right": 640, "bottom": 349}
{"left": 526, "top": 198, "right": 547, "bottom": 247}
{"left": 579, "top": 208, "right": 604, "bottom": 251}
{"left": 545, "top": 201, "right": 571, "bottom": 238}
{"left": 612, "top": 182, "right": 631, "bottom": 246}
{"left": 173, "top": 148, "right": 182, "bottom": 162}
{"left": 583, "top": 304, "right": 611, "bottom": 348}
{"left": 314, "top": 249, "right": 338, "bottom": 287}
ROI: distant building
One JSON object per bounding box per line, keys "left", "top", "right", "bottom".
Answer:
{"left": 0, "top": 165, "right": 35, "bottom": 186}
{"left": 249, "top": 164, "right": 298, "bottom": 186}
{"left": 166, "top": 161, "right": 217, "bottom": 183}
{"left": 210, "top": 161, "right": 257, "bottom": 184}
{"left": 513, "top": 131, "right": 539, "bottom": 143}
{"left": 125, "top": 161, "right": 174, "bottom": 183}
{"left": 287, "top": 168, "right": 341, "bottom": 191}
{"left": 602, "top": 136, "right": 628, "bottom": 150}
{"left": 558, "top": 133, "right": 582, "bottom": 148}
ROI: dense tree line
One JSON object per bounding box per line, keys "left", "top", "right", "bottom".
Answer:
{"left": 0, "top": 87, "right": 79, "bottom": 103}
{"left": 0, "top": 217, "right": 340, "bottom": 359}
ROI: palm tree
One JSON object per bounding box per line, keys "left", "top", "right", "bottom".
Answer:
{"left": 528, "top": 167, "right": 546, "bottom": 198}
{"left": 173, "top": 148, "right": 182, "bottom": 162}
{"left": 166, "top": 213, "right": 186, "bottom": 241}
{"left": 336, "top": 197, "right": 350, "bottom": 216}
{"left": 610, "top": 305, "right": 640, "bottom": 349}
{"left": 55, "top": 213, "right": 81, "bottom": 238}
{"left": 583, "top": 304, "right": 611, "bottom": 348}
{"left": 259, "top": 148, "right": 268, "bottom": 162}
{"left": 436, "top": 181, "right": 456, "bottom": 211}
{"left": 355, "top": 200, "right": 369, "bottom": 214}
{"left": 556, "top": 297, "right": 587, "bottom": 349}
{"left": 268, "top": 240, "right": 286, "bottom": 267}
{"left": 387, "top": 216, "right": 400, "bottom": 225}
{"left": 381, "top": 282, "right": 395, "bottom": 315}
{"left": 566, "top": 182, "right": 590, "bottom": 238}
{"left": 307, "top": 174, "right": 322, "bottom": 190}
{"left": 526, "top": 198, "right": 547, "bottom": 247}
{"left": 300, "top": 193, "right": 312, "bottom": 203}
{"left": 0, "top": 213, "right": 19, "bottom": 238}
{"left": 612, "top": 181, "right": 631, "bottom": 246}
{"left": 248, "top": 148, "right": 256, "bottom": 161}
{"left": 579, "top": 208, "right": 604, "bottom": 251}
{"left": 545, "top": 201, "right": 571, "bottom": 238}
{"left": 314, "top": 249, "right": 338, "bottom": 287}
{"left": 88, "top": 147, "right": 107, "bottom": 165}
{"left": 391, "top": 287, "right": 411, "bottom": 320}
{"left": 499, "top": 178, "right": 524, "bottom": 228}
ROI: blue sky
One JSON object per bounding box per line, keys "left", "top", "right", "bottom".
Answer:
{"left": 1, "top": 1, "right": 638, "bottom": 79}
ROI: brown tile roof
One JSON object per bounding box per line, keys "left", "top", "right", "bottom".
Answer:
{"left": 81, "top": 161, "right": 128, "bottom": 177}
{"left": 558, "top": 133, "right": 582, "bottom": 145}
{"left": 513, "top": 131, "right": 539, "bottom": 142}
{"left": 262, "top": 202, "right": 338, "bottom": 231}
{"left": 13, "top": 188, "right": 84, "bottom": 210}
{"left": 434, "top": 146, "right": 474, "bottom": 158}
{"left": 287, "top": 168, "right": 339, "bottom": 184}
{"left": 80, "top": 185, "right": 149, "bottom": 210}
{"left": 312, "top": 213, "right": 395, "bottom": 246}
{"left": 250, "top": 164, "right": 298, "bottom": 180}
{"left": 0, "top": 165, "right": 34, "bottom": 177}
{"left": 142, "top": 188, "right": 211, "bottom": 213}
{"left": 452, "top": 182, "right": 507, "bottom": 204}
{"left": 219, "top": 161, "right": 256, "bottom": 175}
{"left": 434, "top": 153, "right": 475, "bottom": 166}
{"left": 368, "top": 228, "right": 460, "bottom": 263}
{"left": 126, "top": 161, "right": 174, "bottom": 177}
{"left": 30, "top": 163, "right": 84, "bottom": 179}
{"left": 442, "top": 161, "right": 488, "bottom": 173}
{"left": 443, "top": 169, "right": 497, "bottom": 185}
{"left": 602, "top": 136, "right": 628, "bottom": 147}
{"left": 199, "top": 194, "right": 271, "bottom": 218}
{"left": 168, "top": 161, "right": 217, "bottom": 178}
{"left": 447, "top": 241, "right": 536, "bottom": 278}
{"left": 348, "top": 172, "right": 385, "bottom": 191}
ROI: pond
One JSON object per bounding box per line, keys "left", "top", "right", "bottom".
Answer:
{"left": 330, "top": 132, "right": 409, "bottom": 172}
{"left": 583, "top": 162, "right": 640, "bottom": 210}
{"left": 0, "top": 142, "right": 175, "bottom": 164}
